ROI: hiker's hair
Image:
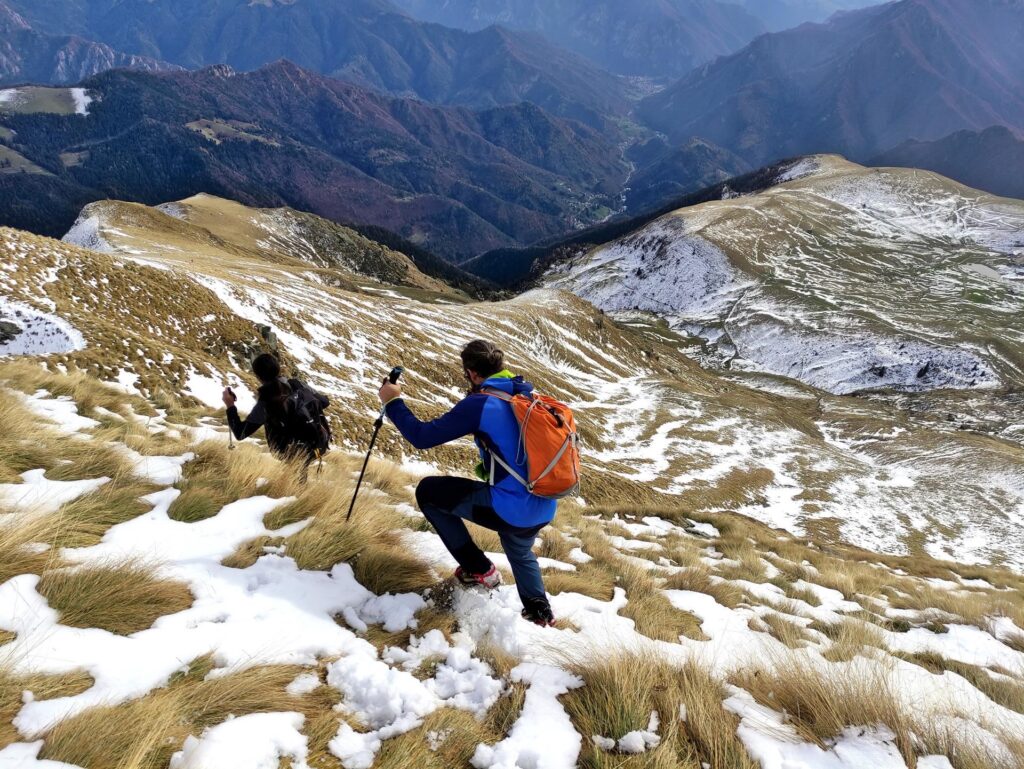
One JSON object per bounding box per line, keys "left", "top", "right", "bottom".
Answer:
{"left": 252, "top": 353, "right": 281, "bottom": 384}
{"left": 461, "top": 340, "right": 504, "bottom": 378}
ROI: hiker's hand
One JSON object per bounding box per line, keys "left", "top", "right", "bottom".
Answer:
{"left": 379, "top": 382, "right": 401, "bottom": 404}
{"left": 222, "top": 388, "right": 236, "bottom": 408}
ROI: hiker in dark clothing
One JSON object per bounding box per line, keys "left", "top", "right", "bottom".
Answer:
{"left": 222, "top": 353, "right": 331, "bottom": 477}
{"left": 378, "top": 340, "right": 557, "bottom": 627}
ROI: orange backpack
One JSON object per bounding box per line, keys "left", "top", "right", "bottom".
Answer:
{"left": 481, "top": 387, "right": 581, "bottom": 499}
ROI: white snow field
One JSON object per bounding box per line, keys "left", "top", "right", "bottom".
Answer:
{"left": 546, "top": 155, "right": 1024, "bottom": 396}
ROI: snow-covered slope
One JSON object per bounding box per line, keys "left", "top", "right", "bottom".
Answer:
{"left": 2, "top": 198, "right": 1024, "bottom": 769}
{"left": 547, "top": 155, "right": 1024, "bottom": 395}
{"left": 4, "top": 191, "right": 1024, "bottom": 566}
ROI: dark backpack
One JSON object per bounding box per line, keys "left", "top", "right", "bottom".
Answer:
{"left": 271, "top": 379, "right": 331, "bottom": 457}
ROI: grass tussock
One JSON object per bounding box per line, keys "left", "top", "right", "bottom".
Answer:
{"left": 45, "top": 441, "right": 136, "bottom": 483}
{"left": 351, "top": 539, "right": 436, "bottom": 596}
{"left": 0, "top": 514, "right": 62, "bottom": 585}
{"left": 361, "top": 458, "right": 417, "bottom": 503}
{"left": 39, "top": 662, "right": 311, "bottom": 768}
{"left": 0, "top": 388, "right": 61, "bottom": 483}
{"left": 0, "top": 385, "right": 137, "bottom": 484}
{"left": 37, "top": 562, "right": 193, "bottom": 635}
{"left": 545, "top": 564, "right": 617, "bottom": 602}
{"left": 748, "top": 612, "right": 813, "bottom": 649}
{"left": 375, "top": 708, "right": 494, "bottom": 769}
{"left": 672, "top": 467, "right": 775, "bottom": 513}
{"left": 44, "top": 480, "right": 159, "bottom": 549}
{"left": 276, "top": 456, "right": 439, "bottom": 610}
{"left": 374, "top": 644, "right": 527, "bottom": 768}
{"left": 364, "top": 606, "right": 457, "bottom": 652}
{"left": 617, "top": 563, "right": 708, "bottom": 643}
{"left": 562, "top": 653, "right": 758, "bottom": 769}
{"left": 662, "top": 565, "right": 744, "bottom": 609}
{"left": 220, "top": 535, "right": 283, "bottom": 569}
{"left": 1, "top": 666, "right": 94, "bottom": 749}
{"left": 731, "top": 658, "right": 914, "bottom": 761}
{"left": 167, "top": 440, "right": 306, "bottom": 523}
{"left": 537, "top": 526, "right": 574, "bottom": 563}
{"left": 812, "top": 618, "right": 888, "bottom": 663}
{"left": 915, "top": 719, "right": 1024, "bottom": 769}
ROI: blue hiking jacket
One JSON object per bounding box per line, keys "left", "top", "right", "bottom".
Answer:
{"left": 384, "top": 375, "right": 557, "bottom": 528}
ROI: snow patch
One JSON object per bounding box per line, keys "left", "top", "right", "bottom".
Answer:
{"left": 70, "top": 88, "right": 92, "bottom": 116}
{"left": 170, "top": 712, "right": 310, "bottom": 769}
{"left": 62, "top": 214, "right": 113, "bottom": 253}
{"left": 0, "top": 300, "right": 85, "bottom": 358}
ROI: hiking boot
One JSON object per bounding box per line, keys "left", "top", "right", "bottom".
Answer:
{"left": 455, "top": 564, "right": 502, "bottom": 590}
{"left": 521, "top": 597, "right": 555, "bottom": 627}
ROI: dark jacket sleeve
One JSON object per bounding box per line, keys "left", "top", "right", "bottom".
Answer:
{"left": 227, "top": 402, "right": 267, "bottom": 441}
{"left": 384, "top": 396, "right": 485, "bottom": 451}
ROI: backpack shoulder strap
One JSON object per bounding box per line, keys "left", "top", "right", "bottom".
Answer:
{"left": 479, "top": 386, "right": 513, "bottom": 401}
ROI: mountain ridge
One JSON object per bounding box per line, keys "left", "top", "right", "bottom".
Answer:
{"left": 0, "top": 0, "right": 175, "bottom": 86}
{"left": 871, "top": 125, "right": 1024, "bottom": 201}
{"left": 638, "top": 0, "right": 1024, "bottom": 168}
{"left": 0, "top": 60, "right": 629, "bottom": 261}
{"left": 389, "top": 0, "right": 767, "bottom": 78}
{"left": 0, "top": 0, "right": 634, "bottom": 128}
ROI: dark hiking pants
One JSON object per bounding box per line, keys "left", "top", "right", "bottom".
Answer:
{"left": 415, "top": 476, "right": 547, "bottom": 605}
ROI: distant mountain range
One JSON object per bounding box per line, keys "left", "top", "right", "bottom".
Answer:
{"left": 872, "top": 126, "right": 1024, "bottom": 201}
{"left": 390, "top": 0, "right": 766, "bottom": 78}
{"left": 638, "top": 0, "right": 1024, "bottom": 166}
{"left": 0, "top": 2, "right": 173, "bottom": 86}
{"left": 0, "top": 62, "right": 629, "bottom": 260}
{"left": 0, "top": 0, "right": 632, "bottom": 128}
{"left": 731, "top": 0, "right": 881, "bottom": 31}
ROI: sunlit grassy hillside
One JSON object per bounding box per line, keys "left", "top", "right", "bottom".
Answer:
{"left": 1, "top": 199, "right": 1023, "bottom": 768}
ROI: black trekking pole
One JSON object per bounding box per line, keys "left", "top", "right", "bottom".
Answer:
{"left": 347, "top": 366, "right": 403, "bottom": 521}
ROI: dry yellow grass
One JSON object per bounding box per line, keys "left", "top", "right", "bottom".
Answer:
{"left": 361, "top": 458, "right": 417, "bottom": 503}
{"left": 43, "top": 479, "right": 159, "bottom": 549}
{"left": 0, "top": 359, "right": 154, "bottom": 421}
{"left": 38, "top": 662, "right": 312, "bottom": 768}
{"left": 916, "top": 719, "right": 1024, "bottom": 769}
{"left": 812, "top": 618, "right": 888, "bottom": 663}
{"left": 536, "top": 526, "right": 574, "bottom": 562}
{"left": 749, "top": 612, "right": 814, "bottom": 649}
{"left": 617, "top": 563, "right": 708, "bottom": 643}
{"left": 562, "top": 653, "right": 757, "bottom": 769}
{"left": 167, "top": 440, "right": 297, "bottom": 522}
{"left": 221, "top": 535, "right": 284, "bottom": 569}
{"left": 731, "top": 658, "right": 914, "bottom": 761}
{"left": 0, "top": 388, "right": 59, "bottom": 483}
{"left": 662, "top": 565, "right": 744, "bottom": 609}
{"left": 364, "top": 606, "right": 457, "bottom": 652}
{"left": 671, "top": 467, "right": 776, "bottom": 513}
{"left": 352, "top": 538, "right": 437, "bottom": 596}
{"left": 1, "top": 666, "right": 93, "bottom": 749}
{"left": 544, "top": 564, "right": 617, "bottom": 602}
{"left": 36, "top": 561, "right": 193, "bottom": 635}
{"left": 0, "top": 513, "right": 63, "bottom": 585}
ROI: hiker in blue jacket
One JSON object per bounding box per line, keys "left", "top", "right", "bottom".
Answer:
{"left": 378, "top": 340, "right": 556, "bottom": 627}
